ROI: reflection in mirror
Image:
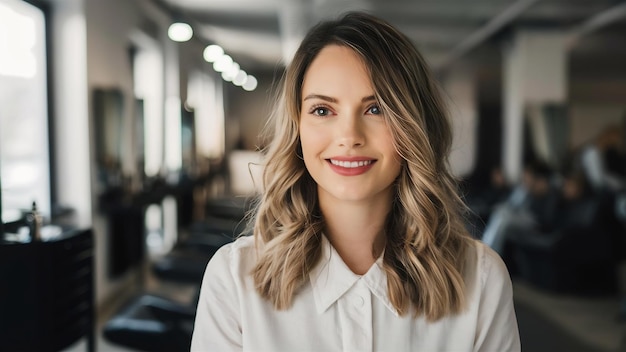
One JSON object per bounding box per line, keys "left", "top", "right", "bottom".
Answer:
{"left": 93, "top": 88, "right": 124, "bottom": 191}
{"left": 181, "top": 107, "right": 196, "bottom": 174}
{"left": 134, "top": 98, "right": 145, "bottom": 184}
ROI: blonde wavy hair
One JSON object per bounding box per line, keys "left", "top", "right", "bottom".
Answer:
{"left": 251, "top": 11, "right": 472, "bottom": 321}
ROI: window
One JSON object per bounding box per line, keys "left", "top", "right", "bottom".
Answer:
{"left": 0, "top": 0, "right": 51, "bottom": 222}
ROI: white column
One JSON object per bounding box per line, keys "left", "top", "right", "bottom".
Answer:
{"left": 52, "top": 0, "right": 92, "bottom": 227}
{"left": 163, "top": 38, "right": 182, "bottom": 175}
{"left": 502, "top": 29, "right": 568, "bottom": 182}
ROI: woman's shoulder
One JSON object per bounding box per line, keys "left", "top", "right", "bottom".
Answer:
{"left": 463, "top": 238, "right": 511, "bottom": 287}
{"left": 230, "top": 234, "right": 256, "bottom": 251}
{"left": 207, "top": 235, "right": 258, "bottom": 276}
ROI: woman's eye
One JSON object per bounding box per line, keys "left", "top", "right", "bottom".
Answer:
{"left": 312, "top": 107, "right": 330, "bottom": 116}
{"left": 367, "top": 105, "right": 381, "bottom": 115}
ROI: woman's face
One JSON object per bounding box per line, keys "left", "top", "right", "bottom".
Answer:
{"left": 299, "top": 44, "right": 402, "bottom": 205}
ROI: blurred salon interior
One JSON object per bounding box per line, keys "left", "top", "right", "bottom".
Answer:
{"left": 1, "top": 0, "right": 626, "bottom": 351}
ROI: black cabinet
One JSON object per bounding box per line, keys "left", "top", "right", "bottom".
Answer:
{"left": 0, "top": 228, "right": 95, "bottom": 351}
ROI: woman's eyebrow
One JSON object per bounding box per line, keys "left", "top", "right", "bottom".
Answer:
{"left": 361, "top": 95, "right": 376, "bottom": 103}
{"left": 303, "top": 94, "right": 337, "bottom": 103}
{"left": 302, "top": 94, "right": 376, "bottom": 103}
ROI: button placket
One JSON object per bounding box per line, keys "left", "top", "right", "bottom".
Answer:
{"left": 341, "top": 280, "right": 372, "bottom": 352}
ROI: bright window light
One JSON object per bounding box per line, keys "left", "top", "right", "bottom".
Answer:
{"left": 167, "top": 22, "right": 192, "bottom": 42}
{"left": 0, "top": 0, "right": 50, "bottom": 219}
{"left": 0, "top": 2, "right": 38, "bottom": 78}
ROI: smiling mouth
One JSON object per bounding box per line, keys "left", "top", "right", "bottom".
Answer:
{"left": 328, "top": 159, "right": 375, "bottom": 168}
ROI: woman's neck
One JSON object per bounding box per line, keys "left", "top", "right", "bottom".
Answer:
{"left": 319, "top": 193, "right": 391, "bottom": 275}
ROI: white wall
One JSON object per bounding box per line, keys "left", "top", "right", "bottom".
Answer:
{"left": 51, "top": 0, "right": 91, "bottom": 229}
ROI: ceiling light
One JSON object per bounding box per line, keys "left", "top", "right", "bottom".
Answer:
{"left": 242, "top": 75, "right": 258, "bottom": 91}
{"left": 213, "top": 54, "right": 233, "bottom": 73}
{"left": 168, "top": 22, "right": 193, "bottom": 42}
{"left": 233, "top": 70, "right": 247, "bottom": 86}
{"left": 221, "top": 62, "right": 240, "bottom": 82}
{"left": 203, "top": 44, "right": 224, "bottom": 63}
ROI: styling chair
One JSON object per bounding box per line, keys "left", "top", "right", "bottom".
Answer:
{"left": 102, "top": 235, "right": 230, "bottom": 352}
{"left": 103, "top": 198, "right": 247, "bottom": 351}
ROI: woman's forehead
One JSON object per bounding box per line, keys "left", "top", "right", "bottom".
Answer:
{"left": 300, "top": 45, "right": 374, "bottom": 101}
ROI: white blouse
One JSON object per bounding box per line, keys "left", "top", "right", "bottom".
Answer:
{"left": 191, "top": 235, "right": 520, "bottom": 352}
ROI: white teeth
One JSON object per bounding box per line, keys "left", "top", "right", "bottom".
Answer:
{"left": 329, "top": 159, "right": 373, "bottom": 168}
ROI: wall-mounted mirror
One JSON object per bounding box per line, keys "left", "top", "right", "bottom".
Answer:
{"left": 93, "top": 88, "right": 124, "bottom": 191}
{"left": 134, "top": 98, "right": 145, "bottom": 182}
{"left": 181, "top": 107, "right": 195, "bottom": 174}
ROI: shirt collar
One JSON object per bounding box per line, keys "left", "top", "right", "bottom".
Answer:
{"left": 308, "top": 235, "right": 399, "bottom": 316}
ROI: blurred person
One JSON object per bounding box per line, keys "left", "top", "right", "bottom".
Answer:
{"left": 580, "top": 124, "right": 626, "bottom": 193}
{"left": 191, "top": 12, "right": 520, "bottom": 351}
{"left": 489, "top": 167, "right": 512, "bottom": 200}
{"left": 511, "top": 168, "right": 593, "bottom": 243}
{"left": 481, "top": 159, "right": 559, "bottom": 254}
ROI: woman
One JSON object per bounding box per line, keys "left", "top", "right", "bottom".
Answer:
{"left": 192, "top": 11, "right": 520, "bottom": 351}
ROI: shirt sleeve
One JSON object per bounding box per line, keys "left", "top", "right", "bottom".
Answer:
{"left": 191, "top": 244, "right": 243, "bottom": 351}
{"left": 474, "top": 245, "right": 521, "bottom": 352}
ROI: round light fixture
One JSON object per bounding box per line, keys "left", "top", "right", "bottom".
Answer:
{"left": 213, "top": 55, "right": 233, "bottom": 73}
{"left": 222, "top": 62, "right": 240, "bottom": 82}
{"left": 242, "top": 75, "right": 258, "bottom": 91}
{"left": 233, "top": 70, "right": 248, "bottom": 86}
{"left": 203, "top": 44, "right": 224, "bottom": 63}
{"left": 168, "top": 22, "right": 193, "bottom": 42}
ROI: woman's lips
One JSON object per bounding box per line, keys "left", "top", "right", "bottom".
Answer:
{"left": 327, "top": 158, "right": 376, "bottom": 176}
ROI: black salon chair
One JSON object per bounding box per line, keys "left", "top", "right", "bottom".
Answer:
{"left": 103, "top": 293, "right": 196, "bottom": 352}
{"left": 103, "top": 200, "right": 246, "bottom": 351}
{"left": 151, "top": 231, "right": 233, "bottom": 282}
{"left": 102, "top": 243, "right": 218, "bottom": 352}
{"left": 205, "top": 195, "right": 253, "bottom": 220}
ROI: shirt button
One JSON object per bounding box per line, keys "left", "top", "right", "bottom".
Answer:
{"left": 354, "top": 295, "right": 364, "bottom": 307}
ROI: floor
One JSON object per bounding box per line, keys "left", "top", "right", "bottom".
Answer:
{"left": 62, "top": 276, "right": 626, "bottom": 352}
{"left": 514, "top": 280, "right": 626, "bottom": 352}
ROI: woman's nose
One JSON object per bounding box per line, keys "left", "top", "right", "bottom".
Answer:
{"left": 336, "top": 114, "right": 365, "bottom": 148}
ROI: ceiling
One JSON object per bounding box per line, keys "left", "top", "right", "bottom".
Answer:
{"left": 156, "top": 0, "right": 626, "bottom": 74}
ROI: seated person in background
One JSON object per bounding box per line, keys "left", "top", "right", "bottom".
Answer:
{"left": 489, "top": 167, "right": 513, "bottom": 202}
{"left": 481, "top": 159, "right": 560, "bottom": 255}
{"left": 507, "top": 169, "right": 595, "bottom": 247}
{"left": 555, "top": 170, "right": 594, "bottom": 223}
{"left": 524, "top": 162, "right": 562, "bottom": 232}
{"left": 580, "top": 124, "right": 626, "bottom": 193}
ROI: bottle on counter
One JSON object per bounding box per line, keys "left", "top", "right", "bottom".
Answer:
{"left": 26, "top": 201, "right": 42, "bottom": 242}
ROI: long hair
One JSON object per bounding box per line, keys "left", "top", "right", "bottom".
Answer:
{"left": 251, "top": 11, "right": 472, "bottom": 321}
